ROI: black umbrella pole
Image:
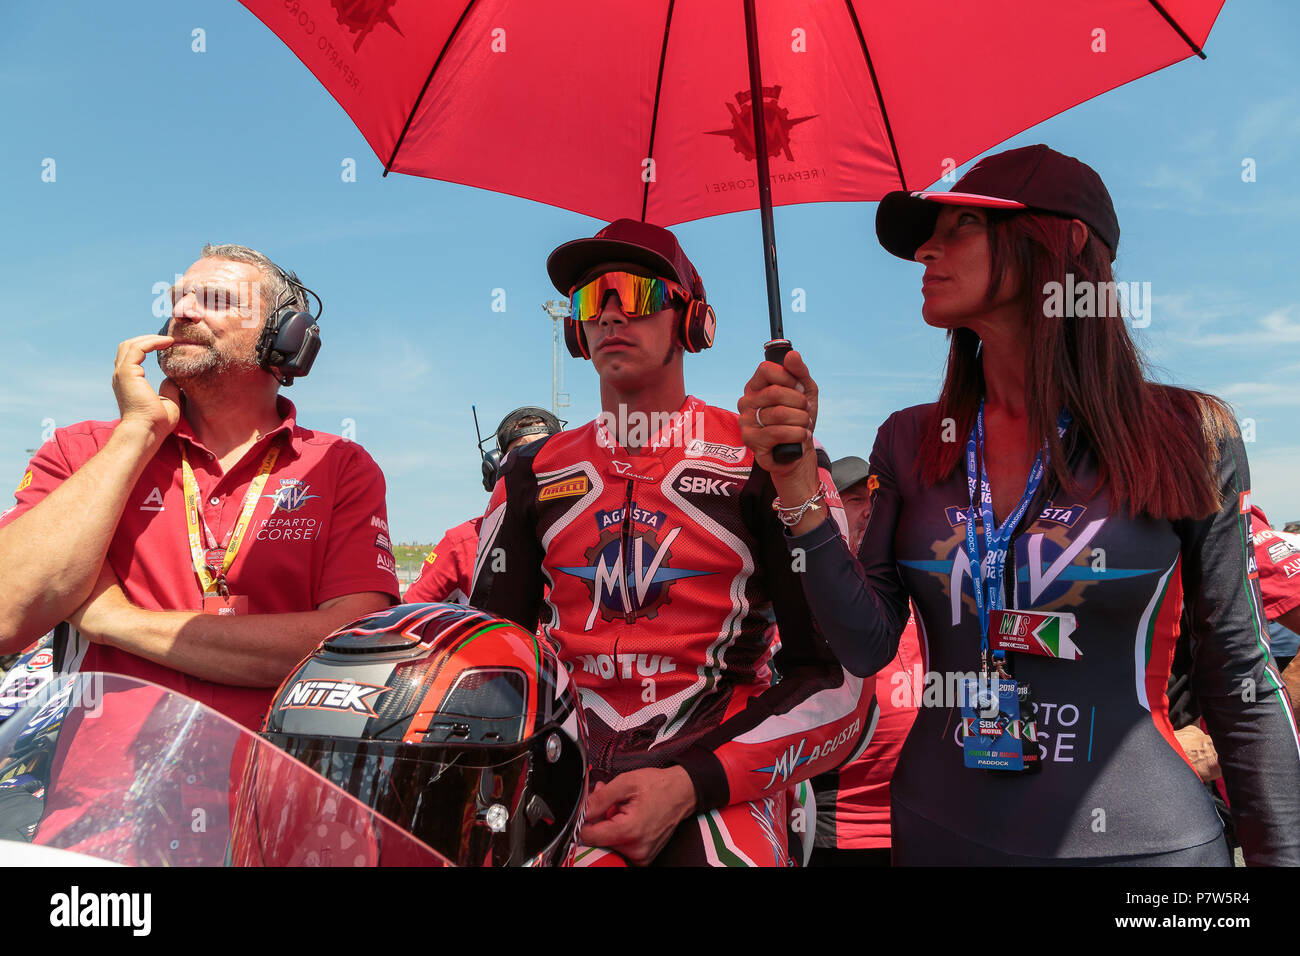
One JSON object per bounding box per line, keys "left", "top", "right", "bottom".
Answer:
{"left": 745, "top": 0, "right": 801, "bottom": 464}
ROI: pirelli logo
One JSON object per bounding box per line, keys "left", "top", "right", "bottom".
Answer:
{"left": 539, "top": 476, "right": 589, "bottom": 502}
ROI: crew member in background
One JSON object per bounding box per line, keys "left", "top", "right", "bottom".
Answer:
{"left": 1170, "top": 503, "right": 1300, "bottom": 834}
{"left": 810, "top": 455, "right": 922, "bottom": 866}
{"left": 404, "top": 407, "right": 561, "bottom": 603}
{"left": 0, "top": 245, "right": 398, "bottom": 730}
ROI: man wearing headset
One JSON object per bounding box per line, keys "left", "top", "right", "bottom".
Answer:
{"left": 470, "top": 220, "right": 872, "bottom": 866}
{"left": 405, "top": 407, "right": 560, "bottom": 604}
{"left": 0, "top": 245, "right": 399, "bottom": 730}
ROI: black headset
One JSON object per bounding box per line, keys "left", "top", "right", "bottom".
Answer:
{"left": 474, "top": 405, "right": 564, "bottom": 492}
{"left": 254, "top": 266, "right": 322, "bottom": 386}
{"left": 161, "top": 257, "right": 323, "bottom": 386}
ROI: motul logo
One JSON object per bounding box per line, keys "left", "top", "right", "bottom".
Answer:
{"left": 282, "top": 679, "right": 389, "bottom": 717}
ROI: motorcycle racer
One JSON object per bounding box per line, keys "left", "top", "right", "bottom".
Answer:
{"left": 470, "top": 219, "right": 872, "bottom": 866}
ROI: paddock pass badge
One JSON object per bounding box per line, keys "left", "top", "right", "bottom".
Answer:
{"left": 989, "top": 609, "right": 1080, "bottom": 660}
{"left": 960, "top": 676, "right": 1025, "bottom": 771}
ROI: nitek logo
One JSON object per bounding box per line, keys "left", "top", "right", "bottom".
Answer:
{"left": 683, "top": 439, "right": 745, "bottom": 464}
{"left": 264, "top": 478, "right": 320, "bottom": 513}
{"left": 330, "top": 0, "right": 403, "bottom": 52}
{"left": 558, "top": 514, "right": 710, "bottom": 630}
{"left": 282, "top": 679, "right": 389, "bottom": 717}
{"left": 707, "top": 86, "right": 816, "bottom": 162}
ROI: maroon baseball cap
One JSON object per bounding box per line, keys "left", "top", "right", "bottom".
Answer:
{"left": 876, "top": 144, "right": 1120, "bottom": 262}
{"left": 547, "top": 219, "right": 707, "bottom": 301}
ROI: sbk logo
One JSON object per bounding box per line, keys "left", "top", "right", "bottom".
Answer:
{"left": 1267, "top": 541, "right": 1299, "bottom": 563}
{"left": 282, "top": 679, "right": 389, "bottom": 717}
{"left": 676, "top": 474, "right": 741, "bottom": 497}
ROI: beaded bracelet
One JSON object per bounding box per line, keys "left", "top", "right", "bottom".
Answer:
{"left": 772, "top": 482, "right": 828, "bottom": 528}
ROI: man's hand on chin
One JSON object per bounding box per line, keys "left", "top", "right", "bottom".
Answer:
{"left": 578, "top": 765, "right": 697, "bottom": 866}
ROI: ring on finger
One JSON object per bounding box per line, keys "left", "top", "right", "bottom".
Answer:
{"left": 755, "top": 406, "right": 767, "bottom": 429}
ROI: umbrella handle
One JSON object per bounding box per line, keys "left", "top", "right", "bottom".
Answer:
{"left": 763, "top": 339, "right": 804, "bottom": 465}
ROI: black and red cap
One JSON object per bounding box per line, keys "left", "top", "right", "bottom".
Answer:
{"left": 547, "top": 218, "right": 707, "bottom": 301}
{"left": 876, "top": 144, "right": 1120, "bottom": 262}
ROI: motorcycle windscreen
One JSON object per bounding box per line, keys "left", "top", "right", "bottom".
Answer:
{"left": 0, "top": 673, "right": 448, "bottom": 866}
{"left": 264, "top": 733, "right": 583, "bottom": 866}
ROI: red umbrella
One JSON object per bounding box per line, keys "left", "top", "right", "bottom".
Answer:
{"left": 241, "top": 0, "right": 1223, "bottom": 456}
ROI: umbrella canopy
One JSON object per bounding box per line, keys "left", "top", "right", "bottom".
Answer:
{"left": 242, "top": 0, "right": 1224, "bottom": 225}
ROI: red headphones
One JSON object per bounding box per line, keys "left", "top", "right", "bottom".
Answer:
{"left": 564, "top": 298, "right": 716, "bottom": 360}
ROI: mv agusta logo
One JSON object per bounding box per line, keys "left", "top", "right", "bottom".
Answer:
{"left": 330, "top": 0, "right": 403, "bottom": 51}
{"left": 264, "top": 478, "right": 320, "bottom": 514}
{"left": 557, "top": 507, "right": 710, "bottom": 630}
{"left": 906, "top": 503, "right": 1122, "bottom": 625}
{"left": 706, "top": 85, "right": 816, "bottom": 162}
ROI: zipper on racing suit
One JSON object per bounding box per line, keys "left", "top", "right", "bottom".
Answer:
{"left": 608, "top": 478, "right": 636, "bottom": 688}
{"left": 619, "top": 479, "right": 635, "bottom": 627}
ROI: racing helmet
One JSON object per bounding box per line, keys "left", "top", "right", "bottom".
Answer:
{"left": 262, "top": 603, "right": 588, "bottom": 866}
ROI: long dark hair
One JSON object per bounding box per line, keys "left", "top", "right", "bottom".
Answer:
{"left": 915, "top": 210, "right": 1236, "bottom": 520}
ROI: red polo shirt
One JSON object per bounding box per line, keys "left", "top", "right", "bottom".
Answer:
{"left": 812, "top": 614, "right": 921, "bottom": 849}
{"left": 1, "top": 397, "right": 400, "bottom": 729}
{"left": 1252, "top": 505, "right": 1300, "bottom": 620}
{"left": 404, "top": 516, "right": 482, "bottom": 604}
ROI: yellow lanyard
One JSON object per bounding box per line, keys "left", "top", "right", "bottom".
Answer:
{"left": 181, "top": 440, "right": 280, "bottom": 597}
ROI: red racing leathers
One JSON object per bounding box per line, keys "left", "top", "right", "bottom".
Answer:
{"left": 405, "top": 516, "right": 482, "bottom": 604}
{"left": 469, "top": 396, "right": 873, "bottom": 813}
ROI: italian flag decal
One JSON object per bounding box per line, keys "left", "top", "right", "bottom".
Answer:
{"left": 990, "top": 609, "right": 1081, "bottom": 660}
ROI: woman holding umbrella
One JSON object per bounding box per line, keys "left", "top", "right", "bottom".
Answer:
{"left": 739, "top": 144, "right": 1300, "bottom": 865}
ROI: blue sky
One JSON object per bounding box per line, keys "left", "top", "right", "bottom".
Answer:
{"left": 1, "top": 1, "right": 1297, "bottom": 543}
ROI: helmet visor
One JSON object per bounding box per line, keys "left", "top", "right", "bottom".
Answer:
{"left": 265, "top": 732, "right": 582, "bottom": 867}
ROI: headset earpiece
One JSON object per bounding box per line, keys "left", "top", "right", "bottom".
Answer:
{"left": 481, "top": 448, "right": 503, "bottom": 492}
{"left": 254, "top": 268, "right": 323, "bottom": 386}
{"left": 564, "top": 317, "right": 591, "bottom": 360}
{"left": 679, "top": 300, "right": 716, "bottom": 353}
